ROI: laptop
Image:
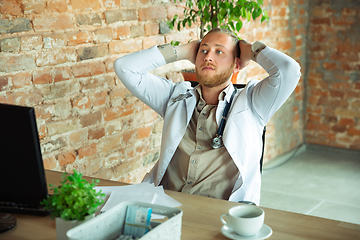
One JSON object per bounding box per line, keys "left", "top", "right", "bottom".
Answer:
{"left": 0, "top": 103, "right": 50, "bottom": 215}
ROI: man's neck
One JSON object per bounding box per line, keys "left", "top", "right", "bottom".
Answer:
{"left": 200, "top": 81, "right": 231, "bottom": 105}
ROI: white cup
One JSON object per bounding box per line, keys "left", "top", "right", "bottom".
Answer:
{"left": 220, "top": 205, "right": 264, "bottom": 237}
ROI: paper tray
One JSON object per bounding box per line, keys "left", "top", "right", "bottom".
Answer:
{"left": 66, "top": 201, "right": 183, "bottom": 240}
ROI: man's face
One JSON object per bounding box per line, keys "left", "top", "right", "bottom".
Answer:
{"left": 195, "top": 32, "right": 238, "bottom": 88}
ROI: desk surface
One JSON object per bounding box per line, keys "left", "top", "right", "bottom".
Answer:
{"left": 2, "top": 170, "right": 360, "bottom": 240}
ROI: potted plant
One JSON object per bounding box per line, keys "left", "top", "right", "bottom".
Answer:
{"left": 41, "top": 169, "right": 106, "bottom": 240}
{"left": 168, "top": 0, "right": 269, "bottom": 83}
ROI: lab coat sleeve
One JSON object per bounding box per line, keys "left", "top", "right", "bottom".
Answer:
{"left": 249, "top": 46, "right": 301, "bottom": 125}
{"left": 113, "top": 46, "right": 175, "bottom": 118}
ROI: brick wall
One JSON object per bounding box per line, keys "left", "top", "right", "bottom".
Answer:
{"left": 305, "top": 0, "right": 360, "bottom": 150}
{"left": 0, "top": 0, "right": 196, "bottom": 183}
{"left": 236, "top": 0, "right": 307, "bottom": 161}
{"left": 3, "top": 0, "right": 349, "bottom": 184}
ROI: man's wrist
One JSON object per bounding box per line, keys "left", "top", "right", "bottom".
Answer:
{"left": 251, "top": 41, "right": 266, "bottom": 61}
{"left": 158, "top": 44, "right": 177, "bottom": 64}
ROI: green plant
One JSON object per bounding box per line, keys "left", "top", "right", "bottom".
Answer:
{"left": 41, "top": 169, "right": 106, "bottom": 221}
{"left": 168, "top": 0, "right": 269, "bottom": 39}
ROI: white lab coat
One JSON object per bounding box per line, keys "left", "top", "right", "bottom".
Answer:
{"left": 114, "top": 45, "right": 301, "bottom": 205}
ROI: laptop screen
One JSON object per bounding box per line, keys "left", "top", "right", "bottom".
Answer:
{"left": 0, "top": 103, "right": 48, "bottom": 206}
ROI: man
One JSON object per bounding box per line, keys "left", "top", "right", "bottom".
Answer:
{"left": 114, "top": 28, "right": 301, "bottom": 205}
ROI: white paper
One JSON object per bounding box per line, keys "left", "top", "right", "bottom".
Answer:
{"left": 95, "top": 183, "right": 181, "bottom": 219}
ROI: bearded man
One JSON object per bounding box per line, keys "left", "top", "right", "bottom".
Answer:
{"left": 114, "top": 28, "right": 301, "bottom": 205}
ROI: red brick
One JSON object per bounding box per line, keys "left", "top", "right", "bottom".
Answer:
{"left": 271, "top": 0, "right": 288, "bottom": 6}
{"left": 101, "top": 0, "right": 120, "bottom": 7}
{"left": 109, "top": 39, "right": 143, "bottom": 54}
{"left": 92, "top": 91, "right": 108, "bottom": 106}
{"left": 33, "top": 13, "right": 76, "bottom": 31}
{"left": 329, "top": 99, "right": 348, "bottom": 108}
{"left": 35, "top": 105, "right": 52, "bottom": 120}
{"left": 0, "top": 54, "right": 36, "bottom": 72}
{"left": 311, "top": 18, "right": 331, "bottom": 25}
{"left": 12, "top": 71, "right": 32, "bottom": 88}
{"left": 103, "top": 105, "right": 134, "bottom": 121}
{"left": 113, "top": 26, "right": 131, "bottom": 40}
{"left": 57, "top": 150, "right": 77, "bottom": 166}
{"left": 332, "top": 16, "right": 356, "bottom": 26}
{"left": 54, "top": 67, "right": 72, "bottom": 82}
{"left": 143, "top": 36, "right": 165, "bottom": 49}
{"left": 123, "top": 130, "right": 136, "bottom": 143}
{"left": 306, "top": 106, "right": 323, "bottom": 114}
{"left": 330, "top": 90, "right": 344, "bottom": 98}
{"left": 323, "top": 62, "right": 338, "bottom": 71}
{"left": 47, "top": 0, "right": 68, "bottom": 12}
{"left": 341, "top": 62, "right": 358, "bottom": 71}
{"left": 109, "top": 88, "right": 125, "bottom": 104}
{"left": 73, "top": 96, "right": 91, "bottom": 110}
{"left": 271, "top": 19, "right": 288, "bottom": 28}
{"left": 332, "top": 125, "right": 346, "bottom": 133}
{"left": 0, "top": 75, "right": 9, "bottom": 90}
{"left": 137, "top": 126, "right": 151, "bottom": 139}
{"left": 89, "top": 128, "right": 105, "bottom": 140}
{"left": 310, "top": 52, "right": 326, "bottom": 61}
{"left": 311, "top": 89, "right": 329, "bottom": 97}
{"left": 332, "top": 82, "right": 350, "bottom": 90}
{"left": 71, "top": 61, "right": 106, "bottom": 78}
{"left": 345, "top": 90, "right": 360, "bottom": 99}
{"left": 339, "top": 118, "right": 355, "bottom": 126}
{"left": 69, "top": 129, "right": 88, "bottom": 147}
{"left": 348, "top": 127, "right": 360, "bottom": 136}
{"left": 331, "top": 52, "right": 359, "bottom": 62}
{"left": 94, "top": 29, "right": 113, "bottom": 43}
{"left": 279, "top": 7, "right": 287, "bottom": 17}
{"left": 98, "top": 134, "right": 122, "bottom": 153}
{"left": 138, "top": 6, "right": 167, "bottom": 21}
{"left": 67, "top": 32, "right": 94, "bottom": 46}
{"left": 80, "top": 111, "right": 102, "bottom": 127}
{"left": 21, "top": 35, "right": 43, "bottom": 51}
{"left": 78, "top": 143, "right": 97, "bottom": 159}
{"left": 0, "top": 0, "right": 22, "bottom": 16}
{"left": 36, "top": 48, "right": 76, "bottom": 67}
{"left": 307, "top": 96, "right": 318, "bottom": 105}
{"left": 78, "top": 44, "right": 108, "bottom": 61}
{"left": 81, "top": 75, "right": 115, "bottom": 92}
{"left": 167, "top": 5, "right": 185, "bottom": 19}
{"left": 11, "top": 89, "right": 43, "bottom": 105}
{"left": 33, "top": 67, "right": 53, "bottom": 84}
{"left": 23, "top": 2, "right": 46, "bottom": 14}
{"left": 308, "top": 114, "right": 321, "bottom": 122}
{"left": 71, "top": 0, "right": 101, "bottom": 11}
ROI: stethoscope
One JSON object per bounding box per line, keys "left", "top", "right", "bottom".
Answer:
{"left": 210, "top": 88, "right": 237, "bottom": 149}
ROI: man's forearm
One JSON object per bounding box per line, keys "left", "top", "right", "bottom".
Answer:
{"left": 158, "top": 41, "right": 201, "bottom": 64}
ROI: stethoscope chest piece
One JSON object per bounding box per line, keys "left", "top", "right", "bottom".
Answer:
{"left": 211, "top": 135, "right": 223, "bottom": 149}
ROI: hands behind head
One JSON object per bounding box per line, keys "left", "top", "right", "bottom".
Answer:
{"left": 187, "top": 40, "right": 201, "bottom": 64}
{"left": 173, "top": 39, "right": 201, "bottom": 65}
{"left": 238, "top": 40, "right": 253, "bottom": 70}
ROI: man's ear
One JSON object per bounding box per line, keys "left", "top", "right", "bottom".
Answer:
{"left": 233, "top": 57, "right": 241, "bottom": 73}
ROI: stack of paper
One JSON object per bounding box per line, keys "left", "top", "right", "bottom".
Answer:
{"left": 95, "top": 183, "right": 181, "bottom": 219}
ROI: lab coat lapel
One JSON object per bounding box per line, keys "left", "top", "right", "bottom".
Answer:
{"left": 185, "top": 89, "right": 197, "bottom": 124}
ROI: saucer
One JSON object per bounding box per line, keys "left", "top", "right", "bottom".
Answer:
{"left": 221, "top": 224, "right": 272, "bottom": 240}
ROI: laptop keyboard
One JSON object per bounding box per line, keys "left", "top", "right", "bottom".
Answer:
{"left": 0, "top": 201, "right": 50, "bottom": 216}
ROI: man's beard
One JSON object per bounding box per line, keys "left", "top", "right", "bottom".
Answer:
{"left": 195, "top": 62, "right": 235, "bottom": 88}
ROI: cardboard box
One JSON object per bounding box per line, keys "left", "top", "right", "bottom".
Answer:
{"left": 66, "top": 201, "right": 183, "bottom": 240}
